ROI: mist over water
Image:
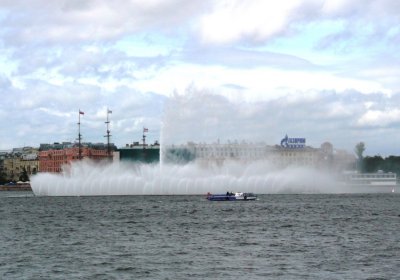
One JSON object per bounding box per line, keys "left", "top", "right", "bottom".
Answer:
{"left": 31, "top": 91, "right": 348, "bottom": 196}
{"left": 31, "top": 159, "right": 342, "bottom": 196}
{"left": 31, "top": 92, "right": 360, "bottom": 196}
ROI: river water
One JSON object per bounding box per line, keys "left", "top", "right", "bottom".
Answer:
{"left": 1, "top": 192, "right": 399, "bottom": 279}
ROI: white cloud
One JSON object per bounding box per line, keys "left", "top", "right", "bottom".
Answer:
{"left": 0, "top": 0, "right": 399, "bottom": 156}
{"left": 356, "top": 109, "right": 400, "bottom": 127}
{"left": 0, "top": 0, "right": 205, "bottom": 45}
{"left": 132, "top": 62, "right": 392, "bottom": 102}
{"left": 325, "top": 102, "right": 353, "bottom": 118}
{"left": 198, "top": 0, "right": 302, "bottom": 44}
{"left": 162, "top": 88, "right": 400, "bottom": 154}
{"left": 37, "top": 108, "right": 73, "bottom": 118}
{"left": 1, "top": 0, "right": 399, "bottom": 47}
{"left": 197, "top": 0, "right": 400, "bottom": 45}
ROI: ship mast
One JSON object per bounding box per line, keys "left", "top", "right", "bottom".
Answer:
{"left": 142, "top": 127, "right": 148, "bottom": 162}
{"left": 104, "top": 108, "right": 112, "bottom": 159}
{"left": 142, "top": 127, "right": 148, "bottom": 150}
{"left": 77, "top": 110, "right": 84, "bottom": 160}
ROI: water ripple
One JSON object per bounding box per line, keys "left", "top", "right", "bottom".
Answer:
{"left": 0, "top": 193, "right": 399, "bottom": 279}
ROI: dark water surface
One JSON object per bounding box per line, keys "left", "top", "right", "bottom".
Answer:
{"left": 1, "top": 192, "right": 399, "bottom": 279}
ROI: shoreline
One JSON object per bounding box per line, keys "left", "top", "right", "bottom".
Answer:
{"left": 0, "top": 184, "right": 32, "bottom": 191}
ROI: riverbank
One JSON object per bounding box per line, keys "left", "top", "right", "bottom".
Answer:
{"left": 0, "top": 184, "right": 32, "bottom": 191}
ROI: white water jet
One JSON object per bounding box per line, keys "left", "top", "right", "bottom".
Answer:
{"left": 30, "top": 159, "right": 343, "bottom": 196}
{"left": 30, "top": 91, "right": 355, "bottom": 196}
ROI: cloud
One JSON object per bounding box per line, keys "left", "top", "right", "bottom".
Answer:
{"left": 9, "top": 44, "right": 168, "bottom": 83}
{"left": 221, "top": 84, "right": 247, "bottom": 91}
{"left": 181, "top": 46, "right": 315, "bottom": 69}
{"left": 356, "top": 109, "right": 400, "bottom": 128}
{"left": 197, "top": 0, "right": 400, "bottom": 45}
{"left": 0, "top": 77, "right": 398, "bottom": 156}
{"left": 0, "top": 80, "right": 165, "bottom": 149}
{"left": 2, "top": 0, "right": 398, "bottom": 48}
{"left": 37, "top": 108, "right": 72, "bottom": 118}
{"left": 0, "top": 0, "right": 399, "bottom": 157}
{"left": 2, "top": 0, "right": 399, "bottom": 49}
{"left": 0, "top": 0, "right": 206, "bottom": 45}
{"left": 1, "top": 0, "right": 398, "bottom": 96}
{"left": 197, "top": 0, "right": 310, "bottom": 45}
{"left": 162, "top": 88, "right": 400, "bottom": 155}
{"left": 0, "top": 74, "right": 11, "bottom": 88}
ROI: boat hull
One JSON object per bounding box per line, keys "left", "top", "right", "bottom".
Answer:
{"left": 206, "top": 195, "right": 236, "bottom": 201}
{"left": 206, "top": 192, "right": 257, "bottom": 201}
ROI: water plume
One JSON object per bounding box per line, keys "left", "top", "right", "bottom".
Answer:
{"left": 31, "top": 90, "right": 352, "bottom": 196}
{"left": 30, "top": 159, "right": 343, "bottom": 196}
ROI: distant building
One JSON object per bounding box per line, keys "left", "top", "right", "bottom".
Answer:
{"left": 271, "top": 145, "right": 320, "bottom": 168}
{"left": 164, "top": 138, "right": 356, "bottom": 171}
{"left": 118, "top": 141, "right": 160, "bottom": 163}
{"left": 38, "top": 142, "right": 117, "bottom": 173}
{"left": 165, "top": 141, "right": 273, "bottom": 165}
{"left": 2, "top": 147, "right": 39, "bottom": 182}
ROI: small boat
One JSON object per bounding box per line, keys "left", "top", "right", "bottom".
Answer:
{"left": 206, "top": 192, "right": 257, "bottom": 201}
{"left": 234, "top": 192, "right": 257, "bottom": 201}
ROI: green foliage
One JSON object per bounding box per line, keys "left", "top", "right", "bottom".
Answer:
{"left": 382, "top": 156, "right": 400, "bottom": 175}
{"left": 354, "top": 142, "right": 365, "bottom": 159}
{"left": 354, "top": 142, "right": 366, "bottom": 172}
{"left": 19, "top": 167, "right": 30, "bottom": 182}
{"left": 0, "top": 171, "right": 7, "bottom": 185}
{"left": 362, "top": 156, "right": 400, "bottom": 176}
{"left": 363, "top": 156, "right": 384, "bottom": 173}
{"left": 164, "top": 148, "right": 195, "bottom": 164}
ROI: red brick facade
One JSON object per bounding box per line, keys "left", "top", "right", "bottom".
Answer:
{"left": 39, "top": 147, "right": 110, "bottom": 172}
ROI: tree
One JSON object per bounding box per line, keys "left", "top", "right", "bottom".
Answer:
{"left": 363, "top": 156, "right": 384, "bottom": 173}
{"left": 354, "top": 142, "right": 365, "bottom": 172}
{"left": 19, "top": 167, "right": 29, "bottom": 182}
{"left": 383, "top": 156, "right": 400, "bottom": 175}
{"left": 0, "top": 170, "right": 7, "bottom": 185}
{"left": 359, "top": 155, "right": 400, "bottom": 177}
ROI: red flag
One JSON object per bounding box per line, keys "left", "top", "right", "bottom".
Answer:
{"left": 143, "top": 128, "right": 148, "bottom": 133}
{"left": 79, "top": 110, "right": 84, "bottom": 115}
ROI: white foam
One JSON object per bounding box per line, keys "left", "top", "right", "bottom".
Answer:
{"left": 30, "top": 159, "right": 342, "bottom": 196}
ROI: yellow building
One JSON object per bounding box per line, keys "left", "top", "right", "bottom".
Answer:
{"left": 3, "top": 148, "right": 39, "bottom": 182}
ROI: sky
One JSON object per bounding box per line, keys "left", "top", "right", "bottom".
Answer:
{"left": 0, "top": 0, "right": 399, "bottom": 156}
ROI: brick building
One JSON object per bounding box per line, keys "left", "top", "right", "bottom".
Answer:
{"left": 39, "top": 143, "right": 115, "bottom": 173}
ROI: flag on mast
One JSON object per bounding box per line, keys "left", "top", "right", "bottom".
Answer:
{"left": 79, "top": 110, "right": 84, "bottom": 115}
{"left": 143, "top": 127, "right": 148, "bottom": 133}
{"left": 108, "top": 109, "right": 112, "bottom": 114}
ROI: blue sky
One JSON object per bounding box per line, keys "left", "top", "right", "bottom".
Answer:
{"left": 0, "top": 0, "right": 399, "bottom": 156}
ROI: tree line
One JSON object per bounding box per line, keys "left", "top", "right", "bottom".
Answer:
{"left": 362, "top": 156, "right": 400, "bottom": 174}
{"left": 0, "top": 167, "right": 30, "bottom": 185}
{"left": 355, "top": 142, "right": 400, "bottom": 175}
